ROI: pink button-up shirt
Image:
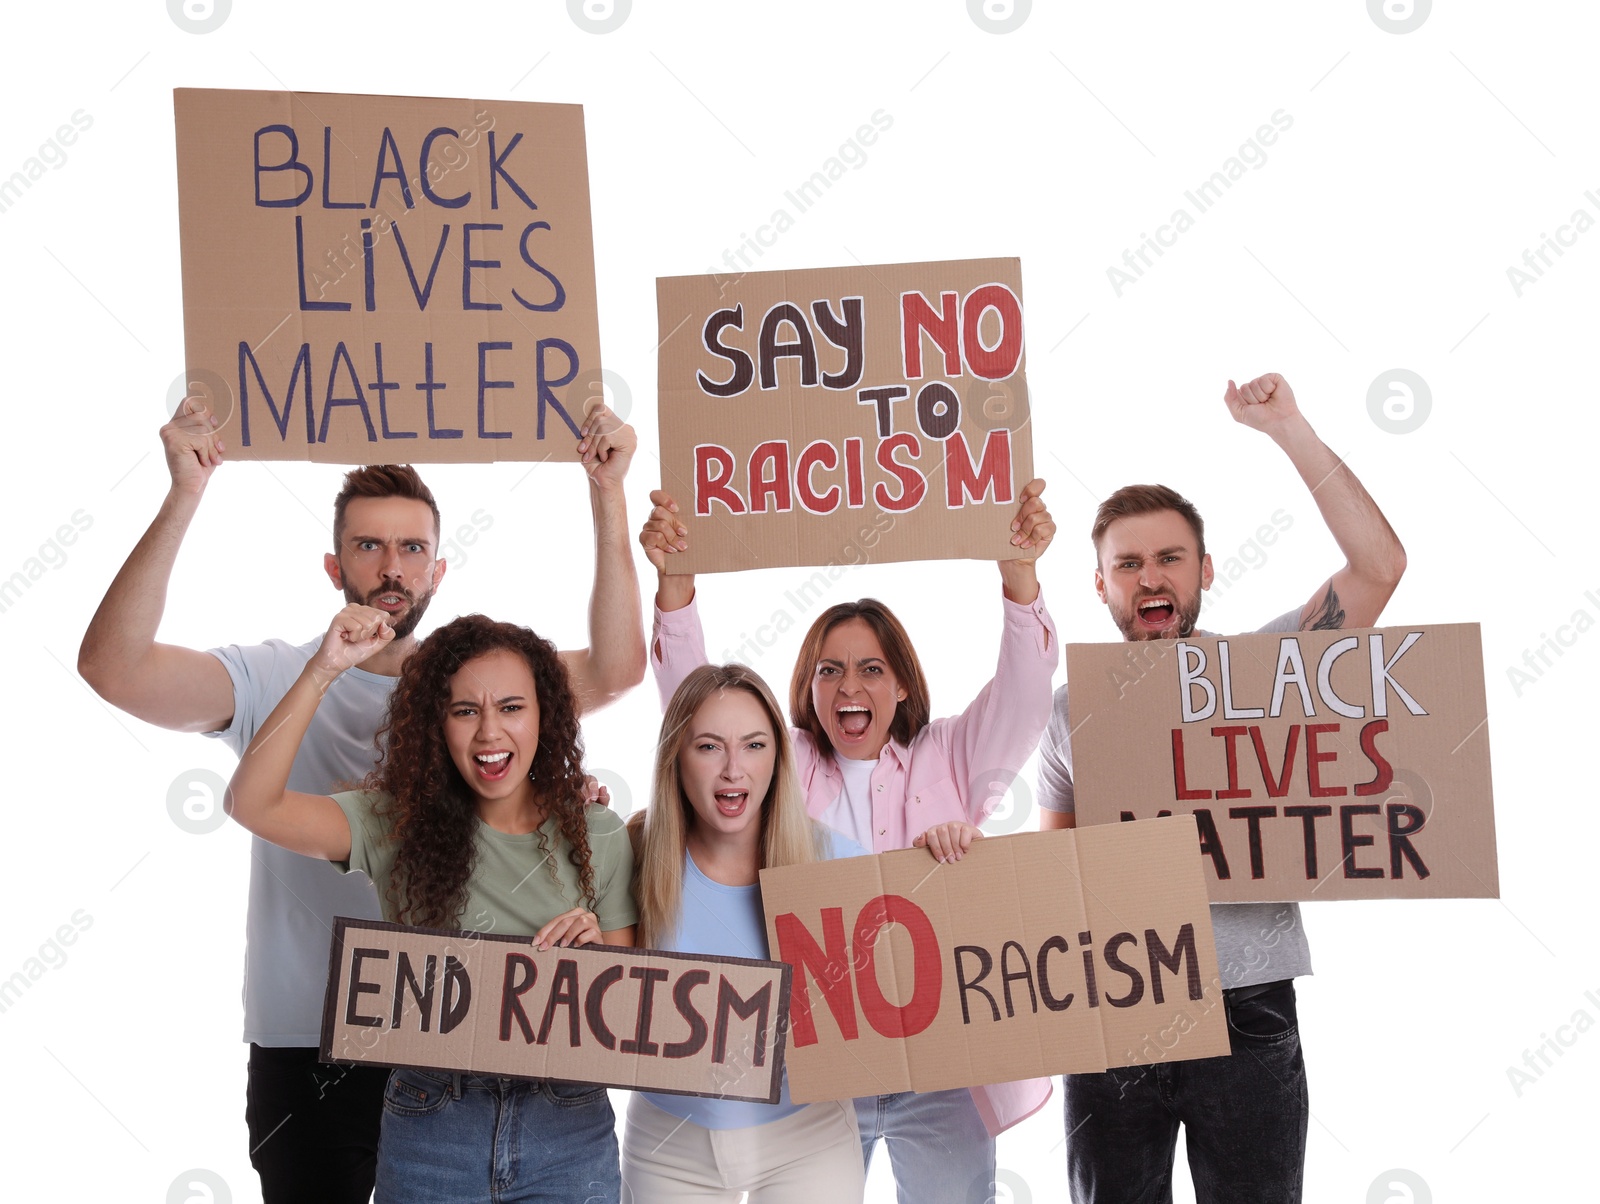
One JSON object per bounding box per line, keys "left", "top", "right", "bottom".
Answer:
{"left": 650, "top": 590, "right": 1058, "bottom": 1135}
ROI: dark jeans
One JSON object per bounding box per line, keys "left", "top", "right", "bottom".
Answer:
{"left": 246, "top": 1043, "right": 388, "bottom": 1204}
{"left": 1063, "top": 979, "right": 1308, "bottom": 1204}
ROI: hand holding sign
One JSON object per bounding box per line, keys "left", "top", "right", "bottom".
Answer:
{"left": 912, "top": 820, "right": 984, "bottom": 863}
{"left": 311, "top": 604, "right": 394, "bottom": 682}
{"left": 640, "top": 489, "right": 696, "bottom": 613}
{"left": 161, "top": 395, "right": 225, "bottom": 497}
{"left": 999, "top": 477, "right": 1054, "bottom": 605}
{"left": 532, "top": 906, "right": 602, "bottom": 951}
{"left": 640, "top": 489, "right": 688, "bottom": 564}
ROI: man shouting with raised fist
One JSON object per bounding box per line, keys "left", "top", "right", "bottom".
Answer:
{"left": 1038, "top": 372, "right": 1407, "bottom": 1203}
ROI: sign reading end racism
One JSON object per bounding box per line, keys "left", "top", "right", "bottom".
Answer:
{"left": 321, "top": 918, "right": 789, "bottom": 1101}
{"left": 173, "top": 88, "right": 603, "bottom": 463}
{"left": 1066, "top": 624, "right": 1499, "bottom": 903}
{"left": 759, "top": 820, "right": 1230, "bottom": 1104}
{"left": 656, "top": 258, "right": 1035, "bottom": 573}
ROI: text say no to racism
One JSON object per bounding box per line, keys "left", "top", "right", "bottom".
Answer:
{"left": 690, "top": 286, "right": 1023, "bottom": 519}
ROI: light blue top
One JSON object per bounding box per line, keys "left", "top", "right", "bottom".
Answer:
{"left": 641, "top": 829, "right": 864, "bottom": 1129}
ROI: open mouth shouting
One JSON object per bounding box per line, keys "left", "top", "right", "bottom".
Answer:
{"left": 713, "top": 789, "right": 749, "bottom": 818}
{"left": 472, "top": 749, "right": 514, "bottom": 782}
{"left": 1136, "top": 595, "right": 1177, "bottom": 632}
{"left": 836, "top": 703, "right": 873, "bottom": 741}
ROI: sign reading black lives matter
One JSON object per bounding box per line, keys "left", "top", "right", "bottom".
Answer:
{"left": 656, "top": 258, "right": 1035, "bottom": 573}
{"left": 1067, "top": 624, "right": 1499, "bottom": 903}
{"left": 321, "top": 918, "right": 790, "bottom": 1100}
{"left": 173, "top": 88, "right": 604, "bottom": 463}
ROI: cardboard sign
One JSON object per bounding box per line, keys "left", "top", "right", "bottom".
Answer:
{"left": 656, "top": 258, "right": 1034, "bottom": 573}
{"left": 759, "top": 820, "right": 1230, "bottom": 1104}
{"left": 1066, "top": 624, "right": 1499, "bottom": 902}
{"left": 173, "top": 89, "right": 603, "bottom": 463}
{"left": 320, "top": 918, "right": 789, "bottom": 1101}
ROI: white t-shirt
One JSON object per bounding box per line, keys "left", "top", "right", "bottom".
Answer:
{"left": 819, "top": 754, "right": 878, "bottom": 851}
{"left": 207, "top": 637, "right": 392, "bottom": 1047}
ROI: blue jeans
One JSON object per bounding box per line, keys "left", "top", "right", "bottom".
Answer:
{"left": 375, "top": 1069, "right": 620, "bottom": 1204}
{"left": 855, "top": 1088, "right": 995, "bottom": 1204}
{"left": 1062, "top": 979, "right": 1308, "bottom": 1204}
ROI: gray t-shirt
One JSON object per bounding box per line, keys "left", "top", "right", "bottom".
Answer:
{"left": 207, "top": 637, "right": 393, "bottom": 1046}
{"left": 1036, "top": 610, "right": 1313, "bottom": 990}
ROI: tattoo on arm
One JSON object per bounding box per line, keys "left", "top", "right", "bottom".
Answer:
{"left": 1306, "top": 584, "right": 1346, "bottom": 631}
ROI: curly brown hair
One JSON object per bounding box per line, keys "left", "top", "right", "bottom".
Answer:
{"left": 367, "top": 614, "right": 597, "bottom": 929}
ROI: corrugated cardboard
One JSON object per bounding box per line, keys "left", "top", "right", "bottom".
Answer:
{"left": 173, "top": 88, "right": 602, "bottom": 463}
{"left": 759, "top": 820, "right": 1229, "bottom": 1104}
{"left": 1066, "top": 624, "right": 1499, "bottom": 902}
{"left": 656, "top": 258, "right": 1034, "bottom": 573}
{"left": 321, "top": 918, "right": 789, "bottom": 1101}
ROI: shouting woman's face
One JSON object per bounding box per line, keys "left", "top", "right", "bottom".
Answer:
{"left": 810, "top": 618, "right": 906, "bottom": 760}
{"left": 443, "top": 648, "right": 541, "bottom": 808}
{"left": 677, "top": 688, "right": 776, "bottom": 842}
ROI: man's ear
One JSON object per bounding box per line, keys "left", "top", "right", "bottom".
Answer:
{"left": 431, "top": 557, "right": 448, "bottom": 591}
{"left": 1094, "top": 568, "right": 1107, "bottom": 603}
{"left": 1200, "top": 553, "right": 1215, "bottom": 591}
{"left": 324, "top": 552, "right": 344, "bottom": 591}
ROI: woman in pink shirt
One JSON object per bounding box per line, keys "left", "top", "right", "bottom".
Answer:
{"left": 639, "top": 481, "right": 1058, "bottom": 1204}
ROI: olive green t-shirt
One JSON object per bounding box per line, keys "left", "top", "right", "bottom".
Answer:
{"left": 332, "top": 790, "right": 637, "bottom": 936}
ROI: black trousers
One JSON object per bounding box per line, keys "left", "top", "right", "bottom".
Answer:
{"left": 246, "top": 1044, "right": 389, "bottom": 1204}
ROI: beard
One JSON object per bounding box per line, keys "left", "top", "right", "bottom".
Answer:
{"left": 345, "top": 581, "right": 435, "bottom": 641}
{"left": 1109, "top": 587, "right": 1204, "bottom": 642}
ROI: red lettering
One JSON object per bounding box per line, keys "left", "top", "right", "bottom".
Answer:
{"left": 1306, "top": 723, "right": 1347, "bottom": 797}
{"left": 1248, "top": 724, "right": 1300, "bottom": 798}
{"left": 901, "top": 290, "right": 960, "bottom": 378}
{"left": 748, "top": 440, "right": 792, "bottom": 514}
{"left": 943, "top": 428, "right": 1014, "bottom": 508}
{"left": 873, "top": 433, "right": 926, "bottom": 512}
{"left": 960, "top": 283, "right": 1024, "bottom": 379}
{"left": 852, "top": 895, "right": 942, "bottom": 1039}
{"left": 693, "top": 443, "right": 744, "bottom": 517}
{"left": 1171, "top": 728, "right": 1212, "bottom": 800}
{"left": 1353, "top": 719, "right": 1395, "bottom": 796}
{"left": 772, "top": 908, "right": 857, "bottom": 1047}
{"left": 1211, "top": 726, "right": 1253, "bottom": 799}
{"left": 843, "top": 437, "right": 865, "bottom": 508}
{"left": 794, "top": 439, "right": 840, "bottom": 514}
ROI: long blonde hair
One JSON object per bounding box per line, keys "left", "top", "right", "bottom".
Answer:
{"left": 630, "top": 664, "right": 826, "bottom": 948}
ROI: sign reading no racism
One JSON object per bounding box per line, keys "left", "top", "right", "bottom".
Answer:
{"left": 321, "top": 918, "right": 789, "bottom": 1101}
{"left": 173, "top": 88, "right": 603, "bottom": 463}
{"left": 1067, "top": 624, "right": 1499, "bottom": 903}
{"left": 656, "top": 258, "right": 1035, "bottom": 573}
{"left": 759, "top": 820, "right": 1230, "bottom": 1104}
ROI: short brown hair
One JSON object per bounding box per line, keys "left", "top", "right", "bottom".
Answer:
{"left": 790, "top": 599, "right": 931, "bottom": 752}
{"left": 1092, "top": 484, "right": 1206, "bottom": 560}
{"left": 331, "top": 465, "right": 441, "bottom": 549}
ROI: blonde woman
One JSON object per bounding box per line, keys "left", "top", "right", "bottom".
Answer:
{"left": 640, "top": 484, "right": 1058, "bottom": 1204}
{"left": 622, "top": 663, "right": 866, "bottom": 1204}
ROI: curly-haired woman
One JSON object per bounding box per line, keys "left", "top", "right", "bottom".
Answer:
{"left": 225, "top": 606, "right": 636, "bottom": 1204}
{"left": 621, "top": 662, "right": 866, "bottom": 1203}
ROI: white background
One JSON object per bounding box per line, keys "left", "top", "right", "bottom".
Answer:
{"left": 0, "top": 2, "right": 1590, "bottom": 1201}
